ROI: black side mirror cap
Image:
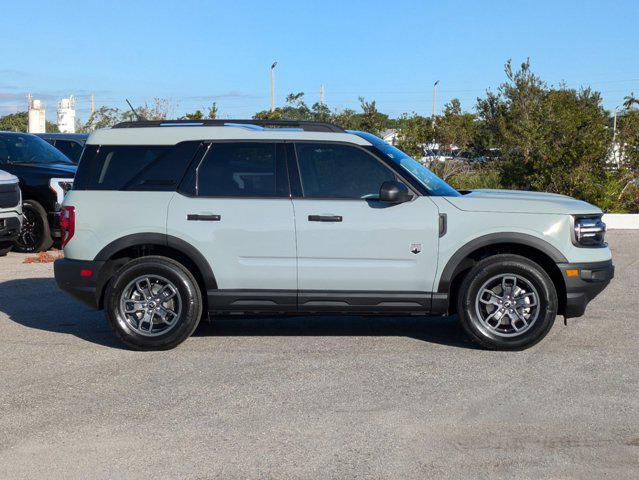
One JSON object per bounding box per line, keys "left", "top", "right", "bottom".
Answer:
{"left": 379, "top": 181, "right": 412, "bottom": 203}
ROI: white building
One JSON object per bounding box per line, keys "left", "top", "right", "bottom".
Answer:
{"left": 27, "top": 94, "right": 46, "bottom": 133}
{"left": 57, "top": 96, "right": 76, "bottom": 133}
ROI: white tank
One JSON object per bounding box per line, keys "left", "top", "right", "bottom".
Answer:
{"left": 57, "top": 96, "right": 76, "bottom": 133}
{"left": 27, "top": 95, "right": 46, "bottom": 134}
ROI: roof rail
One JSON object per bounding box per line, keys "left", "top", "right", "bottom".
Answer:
{"left": 112, "top": 119, "right": 345, "bottom": 133}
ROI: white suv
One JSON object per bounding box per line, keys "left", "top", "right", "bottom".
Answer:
{"left": 54, "top": 120, "right": 614, "bottom": 350}
{"left": 0, "top": 169, "right": 22, "bottom": 256}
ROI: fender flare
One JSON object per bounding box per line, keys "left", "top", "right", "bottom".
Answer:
{"left": 437, "top": 232, "right": 568, "bottom": 293}
{"left": 94, "top": 233, "right": 217, "bottom": 289}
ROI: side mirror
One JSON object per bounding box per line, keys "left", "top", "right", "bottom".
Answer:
{"left": 379, "top": 181, "right": 412, "bottom": 203}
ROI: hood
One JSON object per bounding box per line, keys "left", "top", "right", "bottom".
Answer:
{"left": 0, "top": 169, "right": 18, "bottom": 184}
{"left": 22, "top": 163, "right": 77, "bottom": 177}
{"left": 446, "top": 189, "right": 602, "bottom": 215}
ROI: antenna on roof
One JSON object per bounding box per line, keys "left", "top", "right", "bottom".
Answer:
{"left": 125, "top": 98, "right": 146, "bottom": 121}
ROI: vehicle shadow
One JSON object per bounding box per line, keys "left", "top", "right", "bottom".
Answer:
{"left": 0, "top": 277, "right": 477, "bottom": 350}
{"left": 0, "top": 277, "right": 126, "bottom": 349}
{"left": 195, "top": 314, "right": 476, "bottom": 349}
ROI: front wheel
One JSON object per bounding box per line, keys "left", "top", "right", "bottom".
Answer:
{"left": 104, "top": 256, "right": 203, "bottom": 350}
{"left": 457, "top": 254, "right": 557, "bottom": 350}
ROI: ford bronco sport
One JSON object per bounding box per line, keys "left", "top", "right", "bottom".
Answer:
{"left": 54, "top": 119, "right": 614, "bottom": 350}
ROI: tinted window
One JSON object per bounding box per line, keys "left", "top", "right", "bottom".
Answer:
{"left": 196, "top": 143, "right": 287, "bottom": 197}
{"left": 74, "top": 145, "right": 169, "bottom": 190}
{"left": 0, "top": 133, "right": 72, "bottom": 165}
{"left": 54, "top": 140, "right": 84, "bottom": 163}
{"left": 295, "top": 143, "right": 395, "bottom": 199}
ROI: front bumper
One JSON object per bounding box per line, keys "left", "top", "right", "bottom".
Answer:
{"left": 559, "top": 260, "right": 614, "bottom": 318}
{"left": 0, "top": 215, "right": 21, "bottom": 248}
{"left": 54, "top": 258, "right": 106, "bottom": 308}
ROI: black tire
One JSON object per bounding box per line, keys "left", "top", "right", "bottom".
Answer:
{"left": 104, "top": 256, "right": 203, "bottom": 350}
{"left": 457, "top": 254, "right": 557, "bottom": 350}
{"left": 0, "top": 245, "right": 12, "bottom": 256}
{"left": 14, "top": 200, "right": 53, "bottom": 253}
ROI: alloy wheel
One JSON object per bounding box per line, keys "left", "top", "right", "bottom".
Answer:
{"left": 474, "top": 274, "right": 540, "bottom": 337}
{"left": 118, "top": 275, "right": 182, "bottom": 337}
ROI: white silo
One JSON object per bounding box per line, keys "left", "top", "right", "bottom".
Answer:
{"left": 27, "top": 94, "right": 46, "bottom": 133}
{"left": 57, "top": 96, "right": 76, "bottom": 133}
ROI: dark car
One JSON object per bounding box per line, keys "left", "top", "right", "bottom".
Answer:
{"left": 0, "top": 131, "right": 77, "bottom": 252}
{"left": 36, "top": 133, "right": 88, "bottom": 163}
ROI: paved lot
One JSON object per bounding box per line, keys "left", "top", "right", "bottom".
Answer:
{"left": 0, "top": 231, "right": 637, "bottom": 479}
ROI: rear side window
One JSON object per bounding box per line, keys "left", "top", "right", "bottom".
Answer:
{"left": 54, "top": 140, "right": 84, "bottom": 163}
{"left": 195, "top": 143, "right": 288, "bottom": 197}
{"left": 74, "top": 142, "right": 200, "bottom": 191}
{"left": 294, "top": 143, "right": 395, "bottom": 199}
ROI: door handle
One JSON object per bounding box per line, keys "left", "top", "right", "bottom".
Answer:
{"left": 187, "top": 214, "right": 221, "bottom": 221}
{"left": 308, "top": 215, "right": 342, "bottom": 222}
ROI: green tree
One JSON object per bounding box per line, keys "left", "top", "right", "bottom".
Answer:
{"left": 623, "top": 92, "right": 639, "bottom": 111}
{"left": 395, "top": 113, "right": 432, "bottom": 158}
{"left": 78, "top": 106, "right": 129, "bottom": 132}
{"left": 356, "top": 97, "right": 388, "bottom": 135}
{"left": 434, "top": 98, "right": 478, "bottom": 154}
{"left": 476, "top": 59, "right": 611, "bottom": 206}
{"left": 613, "top": 108, "right": 639, "bottom": 212}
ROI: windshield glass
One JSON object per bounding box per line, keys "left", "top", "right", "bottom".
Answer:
{"left": 351, "top": 131, "right": 460, "bottom": 197}
{"left": 0, "top": 133, "right": 73, "bottom": 165}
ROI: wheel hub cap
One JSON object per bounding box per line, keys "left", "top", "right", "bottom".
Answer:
{"left": 474, "top": 274, "right": 540, "bottom": 337}
{"left": 119, "top": 275, "right": 182, "bottom": 337}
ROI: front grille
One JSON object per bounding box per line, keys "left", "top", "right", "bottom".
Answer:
{"left": 0, "top": 182, "right": 20, "bottom": 208}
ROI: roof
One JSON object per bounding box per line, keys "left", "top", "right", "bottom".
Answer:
{"left": 87, "top": 125, "right": 372, "bottom": 146}
{"left": 36, "top": 133, "right": 89, "bottom": 142}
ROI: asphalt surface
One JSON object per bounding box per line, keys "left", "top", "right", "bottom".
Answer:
{"left": 0, "top": 231, "right": 637, "bottom": 479}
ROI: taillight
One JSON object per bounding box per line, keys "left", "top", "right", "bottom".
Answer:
{"left": 59, "top": 206, "right": 75, "bottom": 248}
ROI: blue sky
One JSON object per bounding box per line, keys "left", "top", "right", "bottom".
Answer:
{"left": 1, "top": 0, "right": 637, "bottom": 121}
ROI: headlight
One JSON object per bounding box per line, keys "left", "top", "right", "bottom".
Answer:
{"left": 49, "top": 178, "right": 74, "bottom": 208}
{"left": 572, "top": 215, "right": 606, "bottom": 247}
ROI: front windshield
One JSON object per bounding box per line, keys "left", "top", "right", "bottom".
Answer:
{"left": 352, "top": 131, "right": 460, "bottom": 197}
{"left": 0, "top": 133, "right": 72, "bottom": 165}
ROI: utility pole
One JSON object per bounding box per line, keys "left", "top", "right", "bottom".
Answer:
{"left": 432, "top": 80, "right": 440, "bottom": 119}
{"left": 270, "top": 61, "right": 278, "bottom": 112}
{"left": 90, "top": 94, "right": 95, "bottom": 115}
{"left": 613, "top": 106, "right": 620, "bottom": 168}
{"left": 320, "top": 84, "right": 324, "bottom": 105}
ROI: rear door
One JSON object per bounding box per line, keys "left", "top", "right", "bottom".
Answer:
{"left": 289, "top": 142, "right": 440, "bottom": 312}
{"left": 167, "top": 142, "right": 297, "bottom": 312}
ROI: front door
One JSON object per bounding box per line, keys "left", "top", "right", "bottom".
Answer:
{"left": 290, "top": 142, "right": 440, "bottom": 312}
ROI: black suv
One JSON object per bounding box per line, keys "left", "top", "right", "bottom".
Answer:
{"left": 37, "top": 133, "right": 88, "bottom": 163}
{"left": 0, "top": 131, "right": 76, "bottom": 252}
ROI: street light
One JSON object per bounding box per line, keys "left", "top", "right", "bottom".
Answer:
{"left": 432, "top": 80, "right": 440, "bottom": 118}
{"left": 270, "top": 61, "right": 278, "bottom": 112}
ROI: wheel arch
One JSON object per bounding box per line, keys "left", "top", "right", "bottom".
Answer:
{"left": 93, "top": 233, "right": 216, "bottom": 309}
{"left": 439, "top": 233, "right": 568, "bottom": 316}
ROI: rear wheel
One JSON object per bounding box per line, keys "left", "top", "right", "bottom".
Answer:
{"left": 457, "top": 254, "right": 557, "bottom": 350}
{"left": 105, "top": 256, "right": 203, "bottom": 350}
{"left": 14, "top": 200, "right": 53, "bottom": 253}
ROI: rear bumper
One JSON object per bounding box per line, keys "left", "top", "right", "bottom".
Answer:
{"left": 559, "top": 260, "right": 614, "bottom": 318}
{"left": 0, "top": 215, "right": 21, "bottom": 248}
{"left": 54, "top": 258, "right": 105, "bottom": 308}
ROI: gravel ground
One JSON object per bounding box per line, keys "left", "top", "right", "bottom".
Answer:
{"left": 0, "top": 231, "right": 637, "bottom": 479}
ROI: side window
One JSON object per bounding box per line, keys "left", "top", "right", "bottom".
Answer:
{"left": 295, "top": 143, "right": 396, "bottom": 199}
{"left": 73, "top": 146, "right": 169, "bottom": 190}
{"left": 196, "top": 143, "right": 288, "bottom": 197}
{"left": 54, "top": 140, "right": 83, "bottom": 163}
